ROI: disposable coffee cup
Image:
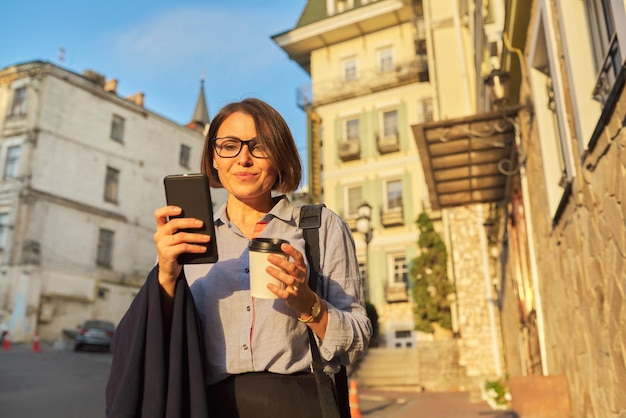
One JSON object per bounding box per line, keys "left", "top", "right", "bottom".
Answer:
{"left": 249, "top": 238, "right": 289, "bottom": 299}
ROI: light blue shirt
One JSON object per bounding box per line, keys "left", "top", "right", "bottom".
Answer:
{"left": 185, "top": 196, "right": 372, "bottom": 385}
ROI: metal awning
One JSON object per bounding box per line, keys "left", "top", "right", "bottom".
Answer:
{"left": 412, "top": 108, "right": 519, "bottom": 210}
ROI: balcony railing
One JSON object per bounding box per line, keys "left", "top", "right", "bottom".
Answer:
{"left": 386, "top": 282, "right": 409, "bottom": 303}
{"left": 338, "top": 138, "right": 361, "bottom": 161}
{"left": 592, "top": 33, "right": 622, "bottom": 105}
{"left": 377, "top": 133, "right": 400, "bottom": 154}
{"left": 381, "top": 207, "right": 404, "bottom": 227}
{"left": 312, "top": 56, "right": 429, "bottom": 106}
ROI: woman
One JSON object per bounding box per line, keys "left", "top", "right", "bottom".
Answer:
{"left": 112, "top": 98, "right": 371, "bottom": 418}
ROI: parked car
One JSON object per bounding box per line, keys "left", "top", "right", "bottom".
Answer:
{"left": 74, "top": 319, "right": 115, "bottom": 352}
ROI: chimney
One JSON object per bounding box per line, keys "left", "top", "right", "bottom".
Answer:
{"left": 82, "top": 70, "right": 106, "bottom": 88}
{"left": 104, "top": 79, "right": 118, "bottom": 93}
{"left": 126, "top": 92, "right": 144, "bottom": 107}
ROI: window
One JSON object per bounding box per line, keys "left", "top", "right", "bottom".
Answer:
{"left": 104, "top": 166, "right": 120, "bottom": 203}
{"left": 358, "top": 259, "right": 367, "bottom": 294}
{"left": 110, "top": 114, "right": 125, "bottom": 142}
{"left": 421, "top": 97, "right": 434, "bottom": 122}
{"left": 391, "top": 254, "right": 408, "bottom": 284}
{"left": 0, "top": 213, "right": 9, "bottom": 249}
{"left": 96, "top": 228, "right": 114, "bottom": 267}
{"left": 9, "top": 86, "right": 26, "bottom": 116}
{"left": 343, "top": 58, "right": 357, "bottom": 82}
{"left": 179, "top": 144, "right": 191, "bottom": 168}
{"left": 382, "top": 110, "right": 398, "bottom": 138}
{"left": 384, "top": 179, "right": 403, "bottom": 211}
{"left": 584, "top": 0, "right": 622, "bottom": 105}
{"left": 529, "top": 7, "right": 576, "bottom": 219}
{"left": 334, "top": 0, "right": 354, "bottom": 13}
{"left": 345, "top": 118, "right": 360, "bottom": 140}
{"left": 345, "top": 185, "right": 363, "bottom": 217}
{"left": 4, "top": 145, "right": 21, "bottom": 179}
{"left": 378, "top": 48, "right": 394, "bottom": 73}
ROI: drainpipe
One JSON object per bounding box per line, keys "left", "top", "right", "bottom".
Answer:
{"left": 478, "top": 205, "right": 502, "bottom": 376}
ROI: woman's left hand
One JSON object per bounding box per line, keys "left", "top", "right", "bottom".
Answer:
{"left": 266, "top": 243, "right": 319, "bottom": 319}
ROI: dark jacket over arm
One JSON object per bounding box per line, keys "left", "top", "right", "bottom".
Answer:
{"left": 105, "top": 266, "right": 209, "bottom": 418}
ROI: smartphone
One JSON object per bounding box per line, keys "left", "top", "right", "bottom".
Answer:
{"left": 163, "top": 173, "right": 219, "bottom": 264}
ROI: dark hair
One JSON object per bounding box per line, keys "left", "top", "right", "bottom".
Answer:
{"left": 201, "top": 98, "right": 302, "bottom": 193}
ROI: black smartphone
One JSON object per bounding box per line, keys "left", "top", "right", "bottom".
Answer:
{"left": 163, "top": 173, "right": 219, "bottom": 264}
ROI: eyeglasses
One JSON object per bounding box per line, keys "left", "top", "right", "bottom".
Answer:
{"left": 212, "top": 137, "right": 269, "bottom": 159}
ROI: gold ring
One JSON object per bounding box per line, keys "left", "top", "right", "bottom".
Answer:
{"left": 293, "top": 284, "right": 299, "bottom": 293}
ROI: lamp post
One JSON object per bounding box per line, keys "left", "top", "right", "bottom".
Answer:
{"left": 356, "top": 202, "right": 373, "bottom": 301}
{"left": 484, "top": 68, "right": 510, "bottom": 108}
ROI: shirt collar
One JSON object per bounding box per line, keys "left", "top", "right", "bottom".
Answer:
{"left": 214, "top": 194, "right": 295, "bottom": 226}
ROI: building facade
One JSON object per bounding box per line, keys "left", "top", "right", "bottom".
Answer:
{"left": 413, "top": 0, "right": 626, "bottom": 416}
{"left": 274, "top": 0, "right": 504, "bottom": 382}
{"left": 0, "top": 61, "right": 212, "bottom": 342}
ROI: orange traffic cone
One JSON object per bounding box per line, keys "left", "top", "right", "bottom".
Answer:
{"left": 2, "top": 331, "right": 10, "bottom": 351}
{"left": 349, "top": 379, "right": 362, "bottom": 418}
{"left": 32, "top": 332, "right": 40, "bottom": 352}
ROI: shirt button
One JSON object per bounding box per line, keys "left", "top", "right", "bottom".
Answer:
{"left": 242, "top": 344, "right": 249, "bottom": 351}
{"left": 245, "top": 268, "right": 250, "bottom": 273}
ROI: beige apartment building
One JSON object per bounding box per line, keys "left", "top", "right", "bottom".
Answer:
{"left": 0, "top": 61, "right": 215, "bottom": 342}
{"left": 273, "top": 0, "right": 505, "bottom": 384}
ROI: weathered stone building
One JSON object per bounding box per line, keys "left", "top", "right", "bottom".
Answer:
{"left": 0, "top": 61, "right": 216, "bottom": 342}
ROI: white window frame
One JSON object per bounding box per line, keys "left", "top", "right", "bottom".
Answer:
{"left": 0, "top": 212, "right": 10, "bottom": 249}
{"left": 110, "top": 114, "right": 125, "bottom": 143}
{"left": 528, "top": 2, "right": 576, "bottom": 220}
{"left": 3, "top": 145, "right": 21, "bottom": 180}
{"left": 380, "top": 108, "right": 398, "bottom": 139}
{"left": 104, "top": 166, "right": 120, "bottom": 203}
{"left": 388, "top": 253, "right": 408, "bottom": 285}
{"left": 383, "top": 178, "right": 403, "bottom": 212}
{"left": 342, "top": 57, "right": 358, "bottom": 82}
{"left": 377, "top": 47, "right": 394, "bottom": 73}
{"left": 344, "top": 117, "right": 360, "bottom": 141}
{"left": 9, "top": 86, "right": 26, "bottom": 116}
{"left": 96, "top": 228, "right": 114, "bottom": 267}
{"left": 179, "top": 144, "right": 191, "bottom": 168}
{"left": 344, "top": 185, "right": 363, "bottom": 218}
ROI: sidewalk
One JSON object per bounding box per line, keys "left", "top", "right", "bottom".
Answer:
{"left": 359, "top": 387, "right": 518, "bottom": 418}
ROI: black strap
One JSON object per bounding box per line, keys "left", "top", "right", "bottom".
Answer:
{"left": 299, "top": 205, "right": 350, "bottom": 418}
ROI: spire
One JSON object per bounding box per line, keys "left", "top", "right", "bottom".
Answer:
{"left": 186, "top": 78, "right": 210, "bottom": 132}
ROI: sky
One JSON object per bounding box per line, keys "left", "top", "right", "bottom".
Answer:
{"left": 0, "top": 0, "right": 311, "bottom": 183}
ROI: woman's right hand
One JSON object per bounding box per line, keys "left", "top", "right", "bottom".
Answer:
{"left": 153, "top": 205, "right": 212, "bottom": 297}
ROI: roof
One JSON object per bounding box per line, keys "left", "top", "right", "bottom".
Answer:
{"left": 412, "top": 107, "right": 521, "bottom": 210}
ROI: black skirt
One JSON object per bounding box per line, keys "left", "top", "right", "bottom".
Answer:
{"left": 207, "top": 372, "right": 324, "bottom": 418}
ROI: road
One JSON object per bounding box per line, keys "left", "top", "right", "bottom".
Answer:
{"left": 0, "top": 343, "right": 111, "bottom": 418}
{"left": 0, "top": 343, "right": 510, "bottom": 418}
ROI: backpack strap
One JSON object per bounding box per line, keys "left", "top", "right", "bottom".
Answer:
{"left": 299, "top": 204, "right": 324, "bottom": 291}
{"left": 299, "top": 204, "right": 350, "bottom": 418}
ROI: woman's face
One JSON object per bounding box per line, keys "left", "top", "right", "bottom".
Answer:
{"left": 213, "top": 112, "right": 277, "bottom": 204}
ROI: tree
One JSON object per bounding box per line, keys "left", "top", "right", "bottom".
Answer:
{"left": 410, "top": 212, "right": 454, "bottom": 333}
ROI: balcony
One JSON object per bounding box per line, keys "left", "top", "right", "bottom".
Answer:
{"left": 386, "top": 282, "right": 409, "bottom": 303}
{"left": 381, "top": 208, "right": 404, "bottom": 227}
{"left": 338, "top": 138, "right": 361, "bottom": 161}
{"left": 377, "top": 133, "right": 400, "bottom": 154}
{"left": 312, "top": 56, "right": 429, "bottom": 106}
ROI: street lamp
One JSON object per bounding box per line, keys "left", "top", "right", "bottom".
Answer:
{"left": 484, "top": 68, "right": 510, "bottom": 108}
{"left": 356, "top": 202, "right": 373, "bottom": 301}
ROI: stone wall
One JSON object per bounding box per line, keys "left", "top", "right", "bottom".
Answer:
{"left": 446, "top": 205, "right": 504, "bottom": 378}
{"left": 521, "top": 75, "right": 626, "bottom": 417}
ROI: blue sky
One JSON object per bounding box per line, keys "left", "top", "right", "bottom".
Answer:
{"left": 1, "top": 0, "right": 310, "bottom": 183}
